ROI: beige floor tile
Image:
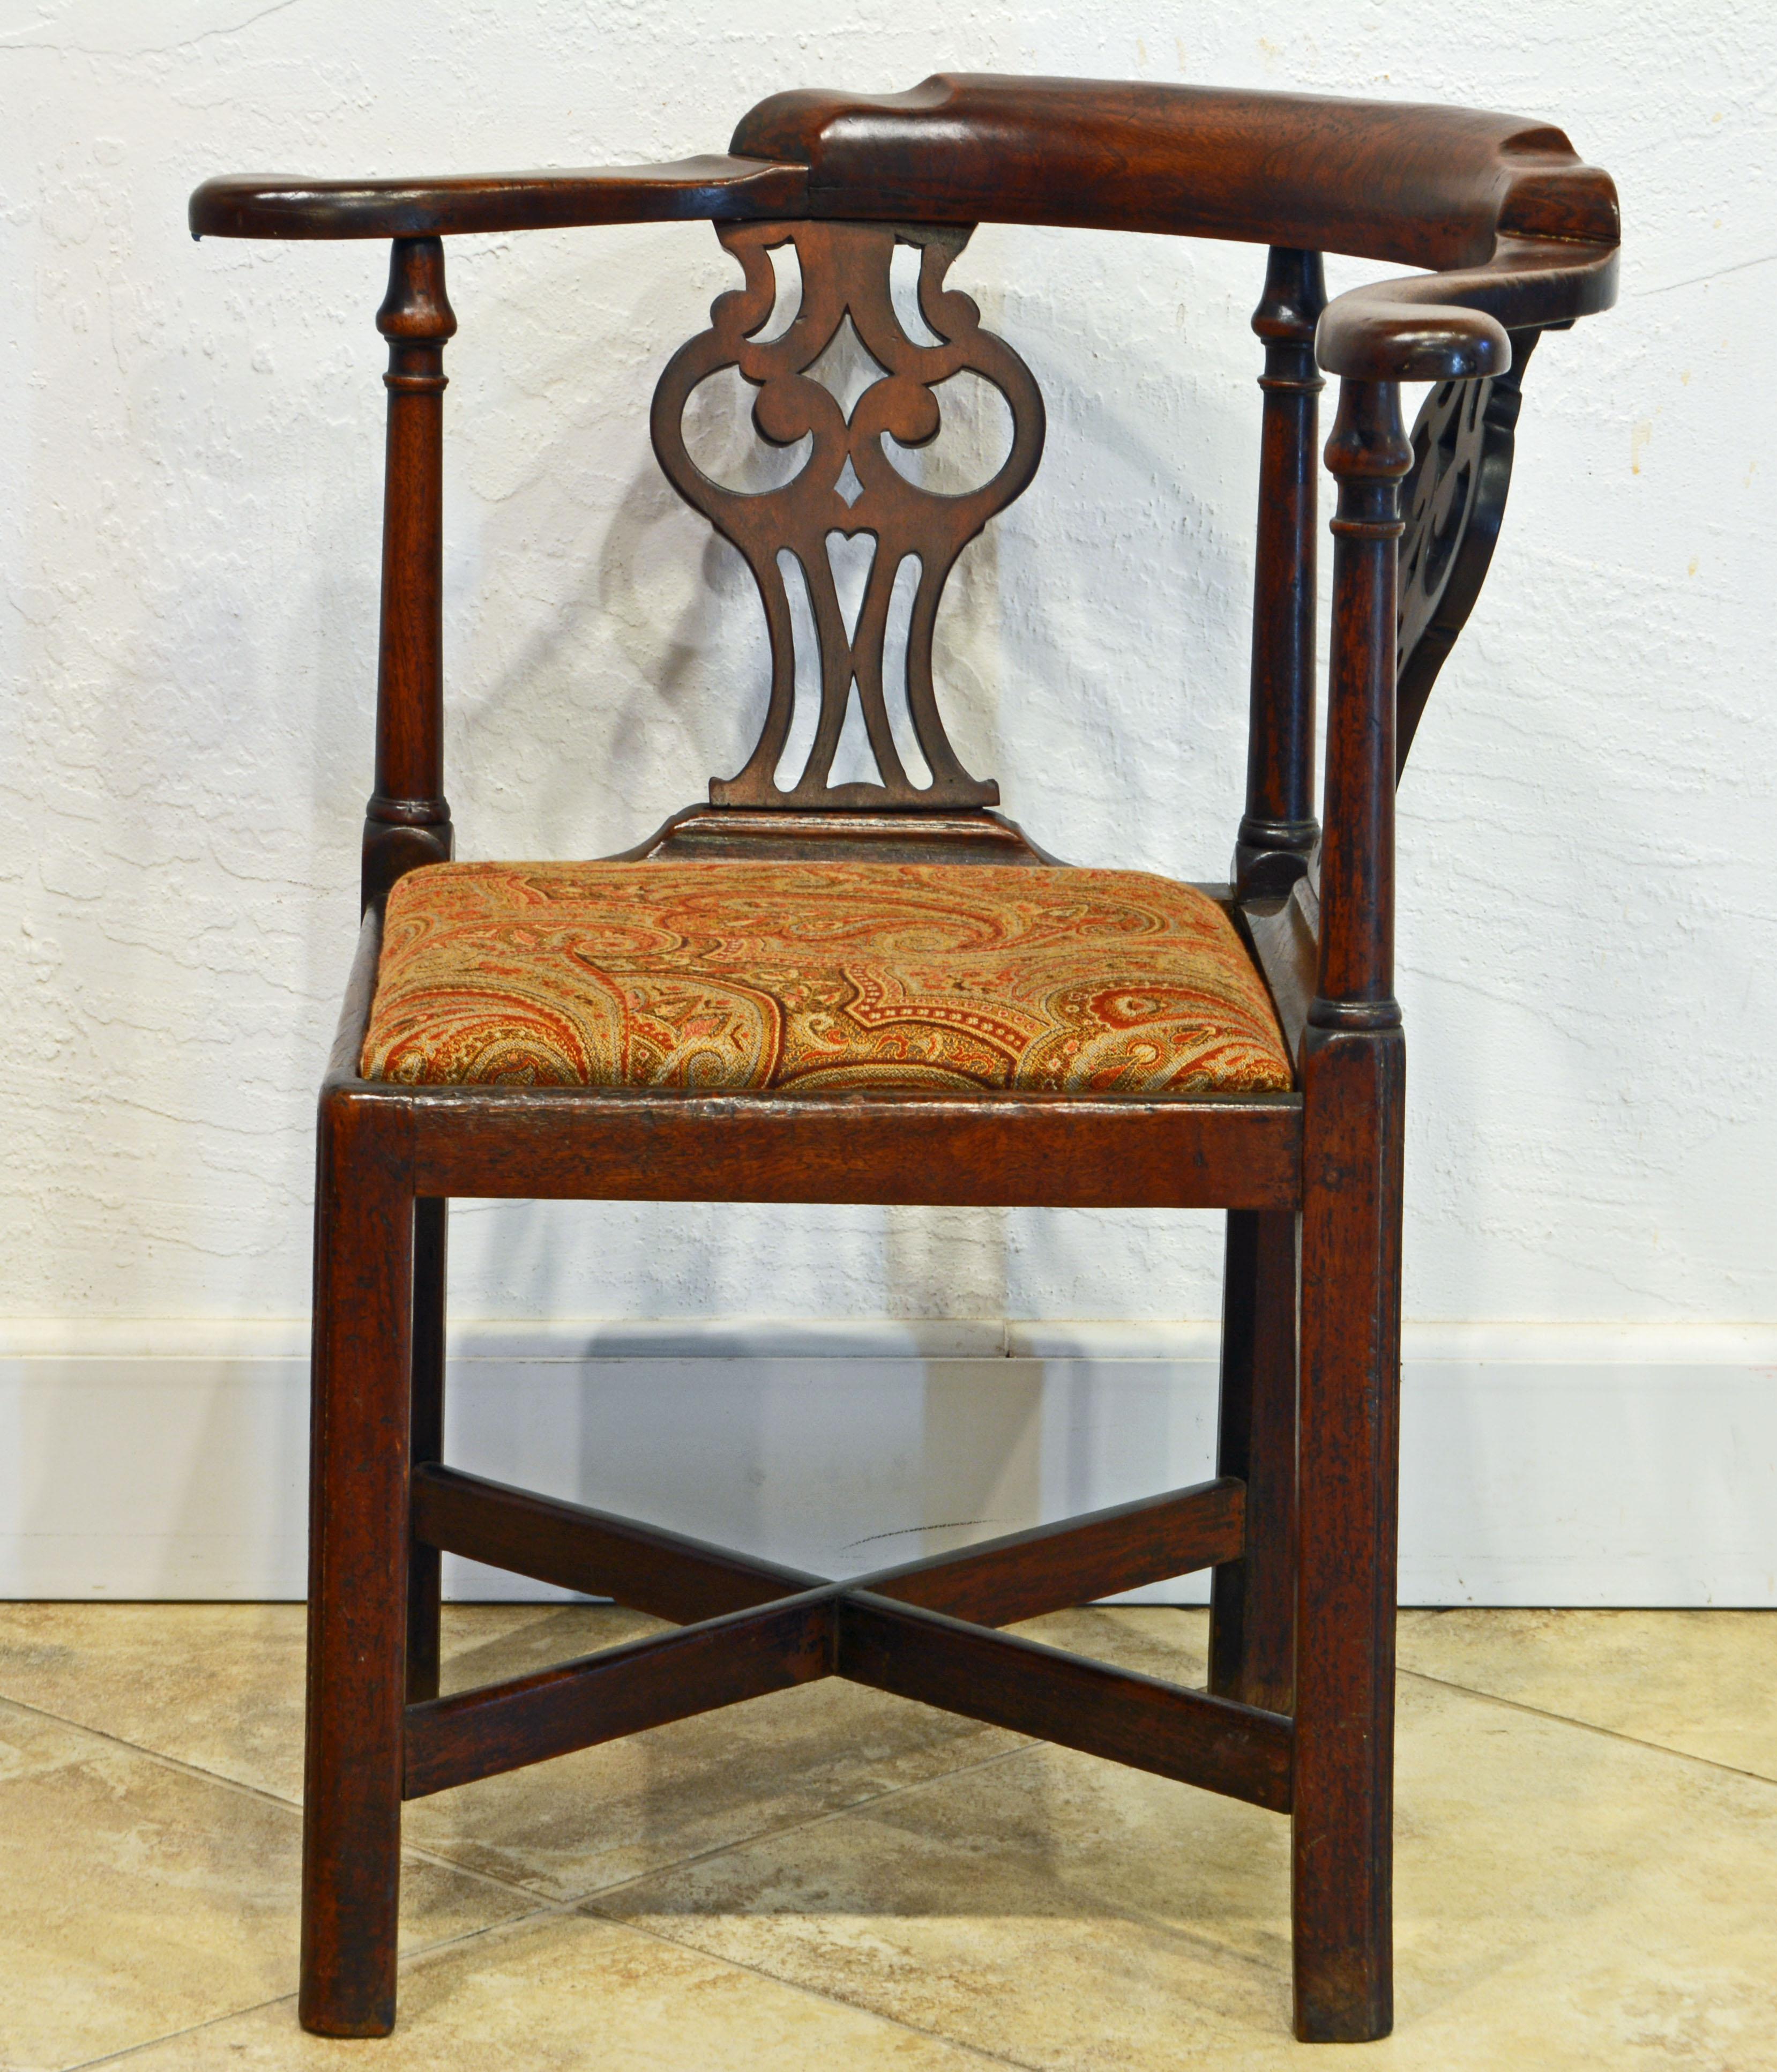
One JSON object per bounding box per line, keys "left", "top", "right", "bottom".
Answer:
{"left": 0, "top": 1698, "right": 528, "bottom": 2072}
{"left": 404, "top": 1643, "right": 1031, "bottom": 1903}
{"left": 1398, "top": 1606, "right": 1777, "bottom": 1778}
{"left": 401, "top": 1611, "right": 1201, "bottom": 1906}
{"left": 0, "top": 1604, "right": 1031, "bottom": 1905}
{"left": 596, "top": 1641, "right": 1777, "bottom": 2069}
{"left": 109, "top": 1912, "right": 991, "bottom": 2070}
{"left": 0, "top": 1603, "right": 576, "bottom": 1803}
{"left": 17, "top": 1602, "right": 1774, "bottom": 2067}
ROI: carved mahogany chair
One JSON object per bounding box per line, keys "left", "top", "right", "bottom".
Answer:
{"left": 189, "top": 76, "right": 1617, "bottom": 2044}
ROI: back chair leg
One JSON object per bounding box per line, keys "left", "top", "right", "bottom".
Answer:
{"left": 300, "top": 1095, "right": 415, "bottom": 2038}
{"left": 1290, "top": 1033, "right": 1405, "bottom": 2043}
{"left": 406, "top": 1196, "right": 448, "bottom": 1703}
{"left": 1209, "top": 1208, "right": 1298, "bottom": 1712}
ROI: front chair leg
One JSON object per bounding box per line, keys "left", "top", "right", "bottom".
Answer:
{"left": 300, "top": 1092, "right": 415, "bottom": 2038}
{"left": 1291, "top": 1031, "right": 1405, "bottom": 2043}
{"left": 1209, "top": 1209, "right": 1298, "bottom": 1712}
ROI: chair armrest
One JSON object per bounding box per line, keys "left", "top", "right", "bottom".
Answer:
{"left": 188, "top": 155, "right": 807, "bottom": 240}
{"left": 1316, "top": 236, "right": 1619, "bottom": 382}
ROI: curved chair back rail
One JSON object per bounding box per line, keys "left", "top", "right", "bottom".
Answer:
{"left": 729, "top": 76, "right": 1618, "bottom": 269}
{"left": 190, "top": 72, "right": 1618, "bottom": 380}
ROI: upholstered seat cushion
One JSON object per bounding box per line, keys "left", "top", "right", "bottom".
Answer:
{"left": 361, "top": 860, "right": 1294, "bottom": 1095}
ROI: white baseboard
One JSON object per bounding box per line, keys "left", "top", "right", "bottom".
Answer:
{"left": 2, "top": 1321, "right": 1772, "bottom": 1605}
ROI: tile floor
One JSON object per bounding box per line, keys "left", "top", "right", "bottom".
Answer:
{"left": 0, "top": 1603, "right": 1773, "bottom": 2069}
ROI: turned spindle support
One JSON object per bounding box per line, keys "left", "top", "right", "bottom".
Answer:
{"left": 362, "top": 235, "right": 456, "bottom": 912}
{"left": 1312, "top": 378, "right": 1410, "bottom": 1031}
{"left": 1234, "top": 248, "right": 1327, "bottom": 899}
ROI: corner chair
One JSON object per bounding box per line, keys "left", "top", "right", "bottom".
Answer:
{"left": 189, "top": 73, "right": 1618, "bottom": 2043}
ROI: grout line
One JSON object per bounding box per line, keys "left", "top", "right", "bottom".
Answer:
{"left": 1398, "top": 1665, "right": 1777, "bottom": 1790}
{"left": 589, "top": 1909, "right": 1047, "bottom": 2071}
{"left": 66, "top": 1906, "right": 580, "bottom": 2069}
{"left": 0, "top": 1690, "right": 312, "bottom": 1815}
{"left": 77, "top": 1907, "right": 1046, "bottom": 2072}
{"left": 573, "top": 1734, "right": 1045, "bottom": 1906}
{"left": 571, "top": 1679, "right": 1291, "bottom": 1979}
{"left": 68, "top": 1991, "right": 301, "bottom": 2069}
{"left": 0, "top": 1609, "right": 1206, "bottom": 1924}
{"left": 0, "top": 1687, "right": 557, "bottom": 1912}
{"left": 0, "top": 1612, "right": 1202, "bottom": 1921}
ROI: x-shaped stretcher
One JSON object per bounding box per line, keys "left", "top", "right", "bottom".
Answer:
{"left": 402, "top": 1465, "right": 1293, "bottom": 1812}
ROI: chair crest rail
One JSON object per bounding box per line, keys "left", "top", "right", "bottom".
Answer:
{"left": 191, "top": 74, "right": 1618, "bottom": 381}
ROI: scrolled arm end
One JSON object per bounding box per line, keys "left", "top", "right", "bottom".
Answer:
{"left": 1317, "top": 235, "right": 1618, "bottom": 382}
{"left": 1318, "top": 299, "right": 1511, "bottom": 383}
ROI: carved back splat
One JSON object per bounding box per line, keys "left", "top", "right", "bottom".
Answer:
{"left": 651, "top": 220, "right": 1045, "bottom": 809}
{"left": 1394, "top": 327, "right": 1543, "bottom": 777}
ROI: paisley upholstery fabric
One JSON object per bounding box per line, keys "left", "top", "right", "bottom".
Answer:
{"left": 361, "top": 861, "right": 1294, "bottom": 1095}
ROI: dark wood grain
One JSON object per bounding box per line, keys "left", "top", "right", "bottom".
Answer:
{"left": 413, "top": 1463, "right": 1237, "bottom": 1629}
{"left": 1287, "top": 372, "right": 1412, "bottom": 2045}
{"left": 400, "top": 1084, "right": 1302, "bottom": 1210}
{"left": 189, "top": 156, "right": 808, "bottom": 240}
{"left": 362, "top": 238, "right": 454, "bottom": 911}
{"left": 191, "top": 78, "right": 1617, "bottom": 293}
{"left": 404, "top": 1197, "right": 447, "bottom": 1704}
{"left": 1293, "top": 1030, "right": 1405, "bottom": 2044}
{"left": 1395, "top": 328, "right": 1543, "bottom": 774}
{"left": 1236, "top": 248, "right": 1325, "bottom": 898}
{"left": 191, "top": 75, "right": 1617, "bottom": 386}
{"left": 731, "top": 76, "right": 1616, "bottom": 266}
{"left": 298, "top": 1092, "right": 414, "bottom": 2038}
{"left": 616, "top": 804, "right": 1062, "bottom": 866}
{"left": 1239, "top": 877, "right": 1318, "bottom": 1064}
{"left": 1316, "top": 237, "right": 1612, "bottom": 381}
{"left": 1209, "top": 1211, "right": 1298, "bottom": 1713}
{"left": 731, "top": 76, "right": 1617, "bottom": 378}
{"left": 411, "top": 1464, "right": 822, "bottom": 1622}
{"left": 839, "top": 1594, "right": 1294, "bottom": 1812}
{"left": 1315, "top": 380, "right": 1411, "bottom": 1030}
{"left": 405, "top": 1593, "right": 837, "bottom": 1800}
{"left": 864, "top": 1477, "right": 1244, "bottom": 1625}
{"left": 653, "top": 219, "right": 1042, "bottom": 809}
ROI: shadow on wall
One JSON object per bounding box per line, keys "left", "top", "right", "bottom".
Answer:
{"left": 430, "top": 222, "right": 1039, "bottom": 1336}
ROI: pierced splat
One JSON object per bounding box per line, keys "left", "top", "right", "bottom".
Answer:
{"left": 1394, "top": 327, "right": 1543, "bottom": 777}
{"left": 651, "top": 220, "right": 1045, "bottom": 809}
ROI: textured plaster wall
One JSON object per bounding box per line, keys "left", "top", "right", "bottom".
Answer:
{"left": 3, "top": 0, "right": 1773, "bottom": 1341}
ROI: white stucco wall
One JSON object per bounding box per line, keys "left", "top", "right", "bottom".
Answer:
{"left": 2, "top": 2, "right": 1772, "bottom": 1597}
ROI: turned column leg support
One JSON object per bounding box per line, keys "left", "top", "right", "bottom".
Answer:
{"left": 300, "top": 1094, "right": 415, "bottom": 2037}
{"left": 1290, "top": 377, "right": 1410, "bottom": 2045}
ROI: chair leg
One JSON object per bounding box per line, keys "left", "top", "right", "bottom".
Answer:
{"left": 300, "top": 1095, "right": 415, "bottom": 2038}
{"left": 1209, "top": 1208, "right": 1298, "bottom": 1712}
{"left": 406, "top": 1197, "right": 447, "bottom": 1703}
{"left": 1291, "top": 1032, "right": 1404, "bottom": 2044}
